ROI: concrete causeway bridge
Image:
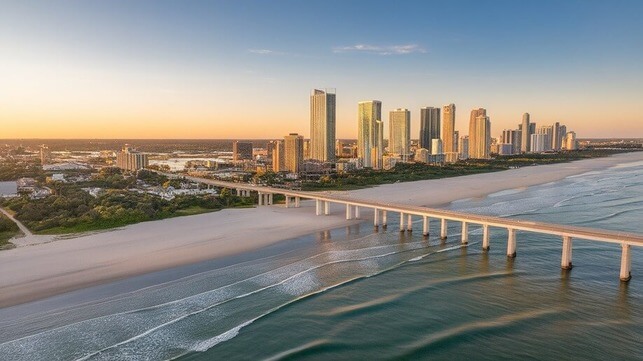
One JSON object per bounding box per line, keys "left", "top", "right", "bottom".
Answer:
{"left": 161, "top": 172, "right": 643, "bottom": 282}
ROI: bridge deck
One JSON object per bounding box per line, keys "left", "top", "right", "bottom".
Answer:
{"left": 166, "top": 172, "right": 643, "bottom": 247}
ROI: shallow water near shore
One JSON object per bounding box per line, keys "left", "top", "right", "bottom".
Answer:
{"left": 0, "top": 159, "right": 641, "bottom": 360}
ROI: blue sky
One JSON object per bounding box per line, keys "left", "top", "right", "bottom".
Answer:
{"left": 1, "top": 0, "right": 642, "bottom": 138}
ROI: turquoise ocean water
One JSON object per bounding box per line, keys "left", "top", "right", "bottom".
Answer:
{"left": 1, "top": 159, "right": 641, "bottom": 360}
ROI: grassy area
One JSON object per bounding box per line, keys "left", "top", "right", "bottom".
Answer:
{"left": 0, "top": 214, "right": 20, "bottom": 249}
{"left": 173, "top": 205, "right": 221, "bottom": 217}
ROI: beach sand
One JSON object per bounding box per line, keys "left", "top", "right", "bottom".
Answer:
{"left": 1, "top": 152, "right": 641, "bottom": 307}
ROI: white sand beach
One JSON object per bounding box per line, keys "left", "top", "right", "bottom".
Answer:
{"left": 1, "top": 152, "right": 641, "bottom": 307}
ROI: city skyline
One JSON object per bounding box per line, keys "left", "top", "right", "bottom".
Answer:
{"left": 1, "top": 1, "right": 642, "bottom": 139}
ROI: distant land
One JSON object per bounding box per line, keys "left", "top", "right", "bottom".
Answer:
{"left": 1, "top": 138, "right": 641, "bottom": 152}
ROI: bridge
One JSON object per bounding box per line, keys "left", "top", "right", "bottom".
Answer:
{"left": 159, "top": 171, "right": 643, "bottom": 282}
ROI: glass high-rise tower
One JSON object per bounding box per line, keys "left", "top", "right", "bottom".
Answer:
{"left": 358, "top": 100, "right": 383, "bottom": 168}
{"left": 389, "top": 108, "right": 411, "bottom": 160}
{"left": 441, "top": 103, "right": 456, "bottom": 153}
{"left": 419, "top": 107, "right": 440, "bottom": 153}
{"left": 310, "top": 89, "right": 336, "bottom": 162}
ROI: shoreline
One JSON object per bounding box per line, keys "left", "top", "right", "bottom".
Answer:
{"left": 1, "top": 152, "right": 641, "bottom": 308}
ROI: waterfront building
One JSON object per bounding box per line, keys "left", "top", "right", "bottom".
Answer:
{"left": 431, "top": 139, "right": 443, "bottom": 155}
{"left": 419, "top": 107, "right": 440, "bottom": 153}
{"left": 498, "top": 143, "right": 514, "bottom": 155}
{"left": 459, "top": 135, "right": 469, "bottom": 160}
{"left": 520, "top": 113, "right": 531, "bottom": 153}
{"left": 310, "top": 89, "right": 336, "bottom": 162}
{"left": 453, "top": 130, "right": 460, "bottom": 154}
{"left": 270, "top": 140, "right": 284, "bottom": 172}
{"left": 445, "top": 152, "right": 459, "bottom": 163}
{"left": 415, "top": 148, "right": 429, "bottom": 163}
{"left": 552, "top": 123, "right": 567, "bottom": 150}
{"left": 536, "top": 125, "right": 554, "bottom": 151}
{"left": 284, "top": 133, "right": 304, "bottom": 173}
{"left": 442, "top": 104, "right": 456, "bottom": 153}
{"left": 389, "top": 108, "right": 411, "bottom": 160}
{"left": 357, "top": 100, "right": 384, "bottom": 168}
{"left": 116, "top": 145, "right": 148, "bottom": 171}
{"left": 501, "top": 129, "right": 522, "bottom": 155}
{"left": 233, "top": 141, "right": 253, "bottom": 162}
{"left": 530, "top": 133, "right": 547, "bottom": 153}
{"left": 468, "top": 108, "right": 491, "bottom": 159}
{"left": 563, "top": 131, "right": 577, "bottom": 150}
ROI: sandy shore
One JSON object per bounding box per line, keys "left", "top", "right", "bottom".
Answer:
{"left": 1, "top": 152, "right": 641, "bottom": 308}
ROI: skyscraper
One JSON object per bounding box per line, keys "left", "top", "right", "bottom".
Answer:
{"left": 501, "top": 129, "right": 522, "bottom": 155}
{"left": 557, "top": 125, "right": 567, "bottom": 150}
{"left": 520, "top": 113, "right": 531, "bottom": 153}
{"left": 233, "top": 141, "right": 253, "bottom": 162}
{"left": 442, "top": 104, "right": 456, "bottom": 153}
{"left": 116, "top": 145, "right": 148, "bottom": 171}
{"left": 419, "top": 107, "right": 440, "bottom": 153}
{"left": 552, "top": 122, "right": 567, "bottom": 150}
{"left": 563, "top": 131, "right": 577, "bottom": 150}
{"left": 310, "top": 89, "right": 336, "bottom": 162}
{"left": 270, "top": 140, "right": 284, "bottom": 172}
{"left": 284, "top": 133, "right": 304, "bottom": 173}
{"left": 389, "top": 108, "right": 411, "bottom": 160}
{"left": 468, "top": 108, "right": 491, "bottom": 159}
{"left": 358, "top": 100, "right": 384, "bottom": 168}
{"left": 459, "top": 135, "right": 469, "bottom": 160}
{"left": 530, "top": 133, "right": 547, "bottom": 152}
{"left": 536, "top": 125, "right": 554, "bottom": 151}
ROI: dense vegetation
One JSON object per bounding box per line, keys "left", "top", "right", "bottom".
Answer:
{"left": 0, "top": 168, "right": 253, "bottom": 235}
{"left": 302, "top": 162, "right": 503, "bottom": 190}
{"left": 0, "top": 213, "right": 20, "bottom": 249}
{"left": 302, "top": 149, "right": 638, "bottom": 191}
{"left": 0, "top": 160, "right": 46, "bottom": 181}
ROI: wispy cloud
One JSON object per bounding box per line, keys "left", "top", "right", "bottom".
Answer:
{"left": 332, "top": 44, "right": 426, "bottom": 55}
{"left": 248, "top": 49, "right": 284, "bottom": 55}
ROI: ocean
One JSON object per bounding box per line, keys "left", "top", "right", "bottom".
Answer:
{"left": 0, "top": 159, "right": 641, "bottom": 360}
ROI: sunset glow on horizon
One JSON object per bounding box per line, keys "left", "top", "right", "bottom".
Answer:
{"left": 1, "top": 0, "right": 642, "bottom": 139}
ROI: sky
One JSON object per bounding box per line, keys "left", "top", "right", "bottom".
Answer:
{"left": 1, "top": 0, "right": 642, "bottom": 139}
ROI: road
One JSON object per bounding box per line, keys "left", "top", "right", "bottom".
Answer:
{"left": 0, "top": 207, "right": 32, "bottom": 237}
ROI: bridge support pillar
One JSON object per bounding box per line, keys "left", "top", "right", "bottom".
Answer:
{"left": 258, "top": 192, "right": 263, "bottom": 206}
{"left": 374, "top": 209, "right": 380, "bottom": 229}
{"left": 440, "top": 219, "right": 447, "bottom": 240}
{"left": 620, "top": 243, "right": 632, "bottom": 282}
{"left": 269, "top": 194, "right": 273, "bottom": 205}
{"left": 324, "top": 201, "right": 330, "bottom": 215}
{"left": 285, "top": 196, "right": 291, "bottom": 208}
{"left": 407, "top": 214, "right": 413, "bottom": 232}
{"left": 422, "top": 216, "right": 429, "bottom": 237}
{"left": 561, "top": 236, "right": 573, "bottom": 270}
{"left": 482, "top": 224, "right": 490, "bottom": 251}
{"left": 461, "top": 222, "right": 468, "bottom": 244}
{"left": 354, "top": 206, "right": 360, "bottom": 219}
{"left": 399, "top": 213, "right": 405, "bottom": 232}
{"left": 507, "top": 228, "right": 516, "bottom": 258}
{"left": 295, "top": 197, "right": 300, "bottom": 208}
{"left": 315, "top": 200, "right": 321, "bottom": 215}
{"left": 346, "top": 204, "right": 353, "bottom": 220}
{"left": 382, "top": 210, "right": 387, "bottom": 229}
